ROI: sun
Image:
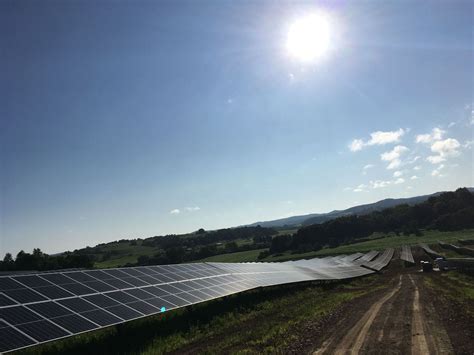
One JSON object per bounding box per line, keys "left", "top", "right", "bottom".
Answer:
{"left": 286, "top": 13, "right": 331, "bottom": 63}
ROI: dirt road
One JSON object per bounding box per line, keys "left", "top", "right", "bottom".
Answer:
{"left": 313, "top": 273, "right": 454, "bottom": 355}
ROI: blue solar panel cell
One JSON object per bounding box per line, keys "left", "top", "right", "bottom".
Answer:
{"left": 40, "top": 273, "right": 74, "bottom": 285}
{"left": 0, "top": 277, "right": 23, "bottom": 292}
{"left": 13, "top": 276, "right": 52, "bottom": 288}
{"left": 58, "top": 298, "right": 98, "bottom": 313}
{"left": 17, "top": 320, "right": 70, "bottom": 342}
{"left": 27, "top": 302, "right": 72, "bottom": 318}
{"left": 0, "top": 321, "right": 36, "bottom": 353}
{"left": 3, "top": 288, "right": 48, "bottom": 304}
{"left": 59, "top": 282, "right": 96, "bottom": 296}
{"left": 0, "top": 293, "right": 17, "bottom": 307}
{"left": 83, "top": 280, "right": 116, "bottom": 292}
{"left": 80, "top": 309, "right": 122, "bottom": 326}
{"left": 105, "top": 305, "right": 142, "bottom": 320}
{"left": 101, "top": 278, "right": 134, "bottom": 289}
{"left": 126, "top": 301, "right": 159, "bottom": 315}
{"left": 124, "top": 288, "right": 154, "bottom": 300}
{"left": 83, "top": 294, "right": 120, "bottom": 308}
{"left": 33, "top": 285, "right": 75, "bottom": 300}
{"left": 105, "top": 291, "right": 138, "bottom": 304}
{"left": 0, "top": 306, "right": 43, "bottom": 325}
{"left": 52, "top": 314, "right": 99, "bottom": 333}
{"left": 161, "top": 294, "right": 190, "bottom": 307}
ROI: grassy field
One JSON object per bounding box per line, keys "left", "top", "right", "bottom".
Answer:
{"left": 20, "top": 275, "right": 383, "bottom": 355}
{"left": 424, "top": 271, "right": 474, "bottom": 317}
{"left": 94, "top": 239, "right": 257, "bottom": 268}
{"left": 94, "top": 244, "right": 158, "bottom": 268}
{"left": 196, "top": 248, "right": 266, "bottom": 262}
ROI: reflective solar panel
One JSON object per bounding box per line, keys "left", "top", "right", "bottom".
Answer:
{"left": 0, "top": 249, "right": 397, "bottom": 353}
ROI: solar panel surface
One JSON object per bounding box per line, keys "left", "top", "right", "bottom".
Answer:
{"left": 400, "top": 245, "right": 415, "bottom": 264}
{"left": 0, "top": 249, "right": 393, "bottom": 353}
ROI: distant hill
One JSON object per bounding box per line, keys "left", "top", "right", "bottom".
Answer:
{"left": 247, "top": 188, "right": 474, "bottom": 228}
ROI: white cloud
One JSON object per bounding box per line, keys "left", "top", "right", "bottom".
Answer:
{"left": 427, "top": 155, "right": 446, "bottom": 164}
{"left": 410, "top": 175, "right": 419, "bottom": 180}
{"left": 431, "top": 164, "right": 445, "bottom": 177}
{"left": 415, "top": 127, "right": 445, "bottom": 144}
{"left": 349, "top": 139, "right": 365, "bottom": 152}
{"left": 185, "top": 206, "right": 201, "bottom": 212}
{"left": 170, "top": 209, "right": 180, "bottom": 215}
{"left": 394, "top": 177, "right": 405, "bottom": 184}
{"left": 463, "top": 140, "right": 474, "bottom": 149}
{"left": 367, "top": 129, "right": 406, "bottom": 145}
{"left": 370, "top": 180, "right": 392, "bottom": 189}
{"left": 393, "top": 171, "right": 403, "bottom": 178}
{"left": 431, "top": 138, "right": 461, "bottom": 156}
{"left": 407, "top": 155, "right": 421, "bottom": 164}
{"left": 349, "top": 129, "right": 406, "bottom": 152}
{"left": 427, "top": 138, "right": 461, "bottom": 164}
{"left": 362, "top": 164, "right": 374, "bottom": 175}
{"left": 353, "top": 184, "right": 368, "bottom": 192}
{"left": 413, "top": 165, "right": 421, "bottom": 171}
{"left": 448, "top": 122, "right": 456, "bottom": 128}
{"left": 380, "top": 145, "right": 409, "bottom": 170}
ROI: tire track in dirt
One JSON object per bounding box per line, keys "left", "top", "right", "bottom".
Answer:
{"left": 314, "top": 275, "right": 403, "bottom": 355}
{"left": 409, "top": 274, "right": 454, "bottom": 355}
{"left": 313, "top": 272, "right": 455, "bottom": 355}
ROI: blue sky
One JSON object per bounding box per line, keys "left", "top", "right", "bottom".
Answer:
{"left": 1, "top": 0, "right": 473, "bottom": 255}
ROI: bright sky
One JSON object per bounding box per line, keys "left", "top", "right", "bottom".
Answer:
{"left": 1, "top": 1, "right": 473, "bottom": 255}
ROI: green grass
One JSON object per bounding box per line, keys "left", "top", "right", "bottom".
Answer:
{"left": 196, "top": 248, "right": 266, "bottom": 262}
{"left": 424, "top": 271, "right": 474, "bottom": 316}
{"left": 94, "top": 244, "right": 158, "bottom": 268}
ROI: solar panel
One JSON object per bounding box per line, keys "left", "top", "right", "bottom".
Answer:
{"left": 400, "top": 245, "right": 415, "bottom": 264}
{"left": 361, "top": 248, "right": 394, "bottom": 271}
{"left": 0, "top": 250, "right": 398, "bottom": 353}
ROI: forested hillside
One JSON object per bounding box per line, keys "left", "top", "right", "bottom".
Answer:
{"left": 269, "top": 188, "right": 474, "bottom": 254}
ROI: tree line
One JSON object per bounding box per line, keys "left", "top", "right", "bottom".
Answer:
{"left": 269, "top": 187, "right": 474, "bottom": 255}
{"left": 0, "top": 248, "right": 93, "bottom": 272}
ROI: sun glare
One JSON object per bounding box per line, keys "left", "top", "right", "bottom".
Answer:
{"left": 287, "top": 13, "right": 331, "bottom": 63}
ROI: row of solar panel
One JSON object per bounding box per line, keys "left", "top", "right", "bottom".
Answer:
{"left": 0, "top": 269, "right": 318, "bottom": 353}
{"left": 0, "top": 263, "right": 228, "bottom": 307}
{"left": 0, "top": 251, "right": 393, "bottom": 353}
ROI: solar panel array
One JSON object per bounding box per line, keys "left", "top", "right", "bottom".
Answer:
{"left": 400, "top": 245, "right": 415, "bottom": 264}
{"left": 0, "top": 250, "right": 393, "bottom": 353}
